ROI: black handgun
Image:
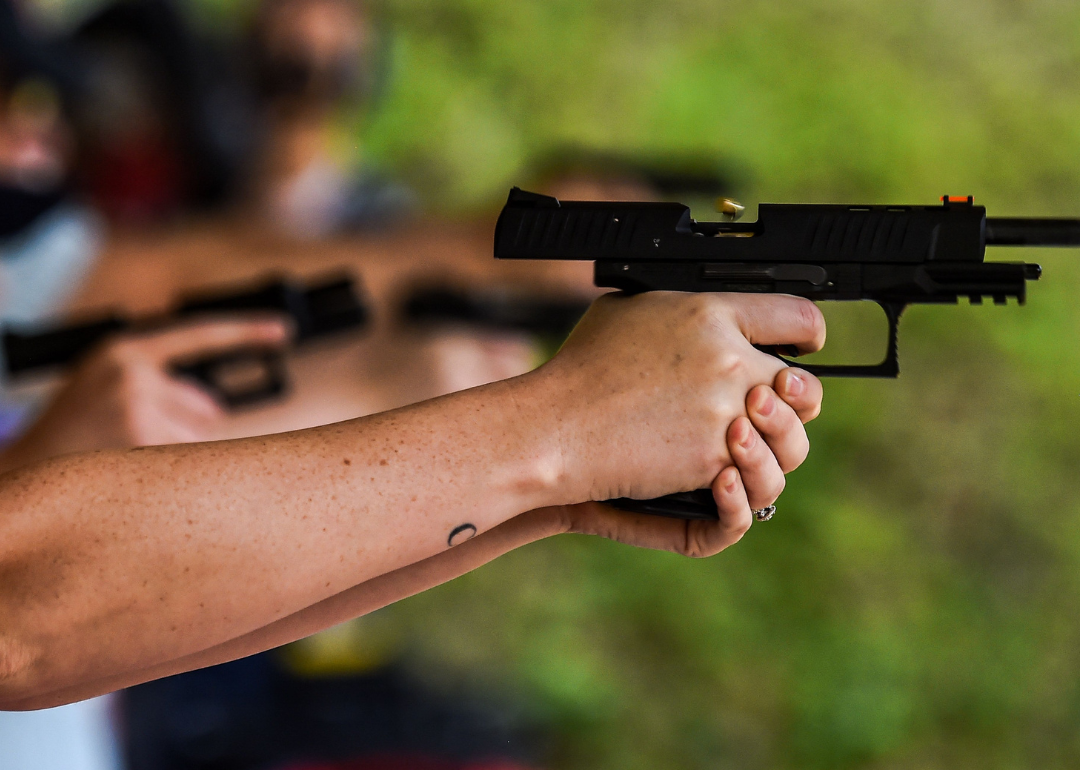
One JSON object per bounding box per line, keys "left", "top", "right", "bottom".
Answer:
{"left": 495, "top": 188, "right": 1076, "bottom": 520}
{"left": 400, "top": 285, "right": 591, "bottom": 341}
{"left": 3, "top": 274, "right": 369, "bottom": 408}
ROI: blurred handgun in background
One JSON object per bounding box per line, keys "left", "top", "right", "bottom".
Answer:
{"left": 400, "top": 283, "right": 591, "bottom": 348}
{"left": 3, "top": 273, "right": 369, "bottom": 407}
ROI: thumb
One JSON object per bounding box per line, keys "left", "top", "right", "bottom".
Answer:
{"left": 136, "top": 317, "right": 290, "bottom": 363}
{"left": 726, "top": 293, "right": 826, "bottom": 354}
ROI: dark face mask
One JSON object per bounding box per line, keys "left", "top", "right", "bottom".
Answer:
{"left": 0, "top": 185, "right": 63, "bottom": 240}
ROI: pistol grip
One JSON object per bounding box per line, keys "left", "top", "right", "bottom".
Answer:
{"left": 171, "top": 346, "right": 289, "bottom": 409}
{"left": 608, "top": 490, "right": 719, "bottom": 520}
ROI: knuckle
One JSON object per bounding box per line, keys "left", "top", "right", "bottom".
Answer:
{"left": 779, "top": 437, "right": 810, "bottom": 473}
{"left": 714, "top": 349, "right": 747, "bottom": 379}
{"left": 767, "top": 474, "right": 787, "bottom": 501}
{"left": 701, "top": 404, "right": 728, "bottom": 435}
{"left": 692, "top": 448, "right": 722, "bottom": 482}
{"left": 716, "top": 519, "right": 751, "bottom": 550}
{"left": 681, "top": 292, "right": 725, "bottom": 328}
{"left": 698, "top": 292, "right": 727, "bottom": 315}
{"left": 748, "top": 386, "right": 777, "bottom": 421}
{"left": 730, "top": 518, "right": 752, "bottom": 540}
{"left": 703, "top": 298, "right": 735, "bottom": 334}
{"left": 748, "top": 472, "right": 785, "bottom": 507}
{"left": 681, "top": 527, "right": 714, "bottom": 559}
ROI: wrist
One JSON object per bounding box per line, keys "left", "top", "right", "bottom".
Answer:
{"left": 507, "top": 363, "right": 588, "bottom": 509}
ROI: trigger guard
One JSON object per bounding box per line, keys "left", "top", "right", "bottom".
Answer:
{"left": 760, "top": 301, "right": 906, "bottom": 379}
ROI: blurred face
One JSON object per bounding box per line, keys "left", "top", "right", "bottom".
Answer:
{"left": 0, "top": 77, "right": 70, "bottom": 191}
{"left": 256, "top": 0, "right": 371, "bottom": 108}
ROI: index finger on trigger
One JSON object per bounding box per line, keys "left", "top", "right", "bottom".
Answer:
{"left": 727, "top": 294, "right": 826, "bottom": 355}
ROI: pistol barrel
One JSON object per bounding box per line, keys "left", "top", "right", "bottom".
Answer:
{"left": 985, "top": 217, "right": 1080, "bottom": 247}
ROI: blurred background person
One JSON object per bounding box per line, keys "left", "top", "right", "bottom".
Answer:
{"left": 69, "top": 0, "right": 249, "bottom": 224}
{"left": 245, "top": 0, "right": 414, "bottom": 237}
{"left": 54, "top": 0, "right": 412, "bottom": 233}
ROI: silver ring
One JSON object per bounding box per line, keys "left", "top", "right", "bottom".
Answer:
{"left": 753, "top": 505, "right": 776, "bottom": 522}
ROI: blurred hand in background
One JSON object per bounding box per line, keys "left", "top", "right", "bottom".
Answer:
{"left": 0, "top": 317, "right": 288, "bottom": 472}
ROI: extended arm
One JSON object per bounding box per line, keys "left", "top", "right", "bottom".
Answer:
{"left": 0, "top": 374, "right": 560, "bottom": 706}
{"left": 11, "top": 362, "right": 821, "bottom": 711}
{"left": 0, "top": 292, "right": 825, "bottom": 709}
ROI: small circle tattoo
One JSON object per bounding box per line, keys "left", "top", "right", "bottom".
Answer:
{"left": 447, "top": 523, "right": 477, "bottom": 547}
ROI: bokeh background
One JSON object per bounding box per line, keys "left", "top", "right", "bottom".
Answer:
{"left": 12, "top": 0, "right": 1080, "bottom": 768}
{"left": 351, "top": 3, "right": 1080, "bottom": 768}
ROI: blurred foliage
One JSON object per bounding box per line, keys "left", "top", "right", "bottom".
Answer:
{"left": 354, "top": 0, "right": 1080, "bottom": 215}
{"left": 338, "top": 2, "right": 1080, "bottom": 769}
{"left": 140, "top": 0, "right": 1080, "bottom": 766}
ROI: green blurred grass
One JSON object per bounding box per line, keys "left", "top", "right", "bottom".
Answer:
{"left": 208, "top": 0, "right": 1080, "bottom": 766}
{"left": 357, "top": 0, "right": 1080, "bottom": 215}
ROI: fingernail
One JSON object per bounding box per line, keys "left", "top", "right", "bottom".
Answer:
{"left": 740, "top": 424, "right": 755, "bottom": 450}
{"left": 756, "top": 391, "right": 775, "bottom": 416}
{"left": 786, "top": 372, "right": 805, "bottom": 397}
{"left": 722, "top": 467, "right": 739, "bottom": 494}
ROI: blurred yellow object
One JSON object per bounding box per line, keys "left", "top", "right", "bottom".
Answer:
{"left": 279, "top": 613, "right": 400, "bottom": 677}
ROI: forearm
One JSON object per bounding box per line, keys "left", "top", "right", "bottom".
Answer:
{"left": 0, "top": 372, "right": 567, "bottom": 706}
{"left": 7, "top": 507, "right": 568, "bottom": 711}
{"left": 0, "top": 292, "right": 829, "bottom": 709}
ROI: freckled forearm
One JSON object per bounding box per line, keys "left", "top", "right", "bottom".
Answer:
{"left": 4, "top": 506, "right": 569, "bottom": 711}
{"left": 0, "top": 369, "right": 569, "bottom": 702}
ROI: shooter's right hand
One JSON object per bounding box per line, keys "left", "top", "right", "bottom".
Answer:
{"left": 520, "top": 291, "right": 824, "bottom": 556}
